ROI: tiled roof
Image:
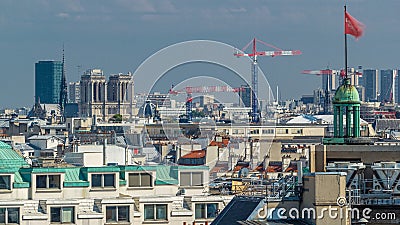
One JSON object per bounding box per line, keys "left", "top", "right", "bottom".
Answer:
{"left": 267, "top": 161, "right": 282, "bottom": 173}
{"left": 253, "top": 162, "right": 264, "bottom": 172}
{"left": 210, "top": 138, "right": 230, "bottom": 148}
{"left": 233, "top": 165, "right": 244, "bottom": 172}
{"left": 27, "top": 135, "right": 62, "bottom": 140}
{"left": 285, "top": 162, "right": 298, "bottom": 172}
{"left": 211, "top": 196, "right": 264, "bottom": 225}
{"left": 180, "top": 150, "right": 206, "bottom": 159}
{"left": 374, "top": 119, "right": 400, "bottom": 131}
{"left": 0, "top": 120, "right": 9, "bottom": 128}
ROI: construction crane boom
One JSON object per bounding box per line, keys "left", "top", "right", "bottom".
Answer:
{"left": 302, "top": 69, "right": 362, "bottom": 77}
{"left": 234, "top": 50, "right": 302, "bottom": 57}
{"left": 235, "top": 38, "right": 301, "bottom": 123}
{"left": 302, "top": 69, "right": 338, "bottom": 76}
{"left": 301, "top": 67, "right": 363, "bottom": 114}
{"left": 169, "top": 85, "right": 244, "bottom": 122}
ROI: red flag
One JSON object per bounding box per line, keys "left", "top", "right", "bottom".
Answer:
{"left": 345, "top": 11, "right": 365, "bottom": 39}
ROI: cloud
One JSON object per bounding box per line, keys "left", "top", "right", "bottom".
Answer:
{"left": 63, "top": 0, "right": 85, "bottom": 12}
{"left": 57, "top": 12, "right": 70, "bottom": 18}
{"left": 157, "top": 1, "right": 178, "bottom": 14}
{"left": 228, "top": 7, "right": 247, "bottom": 13}
{"left": 115, "top": 0, "right": 156, "bottom": 13}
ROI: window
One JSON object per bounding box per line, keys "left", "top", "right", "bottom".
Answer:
{"left": 291, "top": 129, "right": 303, "bottom": 134}
{"left": 232, "top": 129, "right": 244, "bottom": 135}
{"left": 91, "top": 174, "right": 115, "bottom": 188}
{"left": 0, "top": 208, "right": 19, "bottom": 224}
{"left": 36, "top": 175, "right": 61, "bottom": 189}
{"left": 128, "top": 173, "right": 152, "bottom": 187}
{"left": 250, "top": 129, "right": 259, "bottom": 134}
{"left": 195, "top": 203, "right": 218, "bottom": 219}
{"left": 262, "top": 129, "right": 274, "bottom": 134}
{"left": 106, "top": 206, "right": 129, "bottom": 223}
{"left": 0, "top": 176, "right": 11, "bottom": 190}
{"left": 144, "top": 204, "right": 167, "bottom": 221}
{"left": 180, "top": 172, "right": 203, "bottom": 187}
{"left": 276, "top": 129, "right": 289, "bottom": 134}
{"left": 50, "top": 207, "right": 74, "bottom": 224}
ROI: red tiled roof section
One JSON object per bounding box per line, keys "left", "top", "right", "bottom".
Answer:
{"left": 181, "top": 150, "right": 206, "bottom": 159}
{"left": 284, "top": 162, "right": 298, "bottom": 172}
{"left": 233, "top": 165, "right": 244, "bottom": 172}
{"left": 254, "top": 163, "right": 264, "bottom": 172}
{"left": 209, "top": 138, "right": 229, "bottom": 148}
{"left": 267, "top": 161, "right": 282, "bottom": 173}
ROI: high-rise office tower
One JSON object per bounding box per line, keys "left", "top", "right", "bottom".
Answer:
{"left": 363, "top": 69, "right": 379, "bottom": 101}
{"left": 239, "top": 85, "right": 251, "bottom": 107}
{"left": 380, "top": 69, "right": 397, "bottom": 103}
{"left": 68, "top": 82, "right": 80, "bottom": 103}
{"left": 397, "top": 70, "right": 400, "bottom": 104}
{"left": 35, "top": 61, "right": 63, "bottom": 104}
{"left": 322, "top": 74, "right": 338, "bottom": 92}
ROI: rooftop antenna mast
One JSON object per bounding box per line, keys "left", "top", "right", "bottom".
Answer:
{"left": 59, "top": 43, "right": 68, "bottom": 120}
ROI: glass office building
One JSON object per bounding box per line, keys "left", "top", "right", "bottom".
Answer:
{"left": 35, "top": 61, "right": 63, "bottom": 104}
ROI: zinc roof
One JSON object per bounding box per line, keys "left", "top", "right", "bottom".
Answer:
{"left": 0, "top": 141, "right": 28, "bottom": 168}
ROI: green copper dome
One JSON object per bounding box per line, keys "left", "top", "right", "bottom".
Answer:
{"left": 333, "top": 79, "right": 360, "bottom": 104}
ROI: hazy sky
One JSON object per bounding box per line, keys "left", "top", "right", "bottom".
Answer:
{"left": 1, "top": 0, "right": 400, "bottom": 108}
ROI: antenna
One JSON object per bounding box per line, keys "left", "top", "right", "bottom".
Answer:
{"left": 59, "top": 43, "right": 68, "bottom": 119}
{"left": 276, "top": 86, "right": 279, "bottom": 104}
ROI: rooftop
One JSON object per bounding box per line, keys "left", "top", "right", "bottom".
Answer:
{"left": 0, "top": 141, "right": 28, "bottom": 169}
{"left": 180, "top": 150, "right": 206, "bottom": 159}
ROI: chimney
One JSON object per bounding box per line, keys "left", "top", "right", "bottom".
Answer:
{"left": 103, "top": 139, "right": 107, "bottom": 165}
{"left": 282, "top": 155, "right": 291, "bottom": 172}
{"left": 297, "top": 160, "right": 303, "bottom": 185}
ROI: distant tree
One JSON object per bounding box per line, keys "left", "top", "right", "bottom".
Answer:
{"left": 192, "top": 110, "right": 205, "bottom": 118}
{"left": 110, "top": 114, "right": 123, "bottom": 123}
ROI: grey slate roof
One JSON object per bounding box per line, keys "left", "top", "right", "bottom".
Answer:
{"left": 0, "top": 120, "right": 9, "bottom": 128}
{"left": 374, "top": 119, "right": 400, "bottom": 132}
{"left": 211, "top": 196, "right": 264, "bottom": 225}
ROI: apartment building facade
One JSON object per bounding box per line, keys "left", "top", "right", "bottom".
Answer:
{"left": 0, "top": 141, "right": 229, "bottom": 225}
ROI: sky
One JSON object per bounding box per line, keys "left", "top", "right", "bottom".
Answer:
{"left": 1, "top": 0, "right": 400, "bottom": 108}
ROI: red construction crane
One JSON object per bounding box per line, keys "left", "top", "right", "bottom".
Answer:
{"left": 302, "top": 68, "right": 362, "bottom": 78}
{"left": 302, "top": 69, "right": 340, "bottom": 76}
{"left": 301, "top": 67, "right": 362, "bottom": 114}
{"left": 169, "top": 85, "right": 243, "bottom": 122}
{"left": 234, "top": 38, "right": 301, "bottom": 123}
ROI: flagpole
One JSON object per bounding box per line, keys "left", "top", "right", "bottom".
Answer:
{"left": 344, "top": 5, "right": 348, "bottom": 80}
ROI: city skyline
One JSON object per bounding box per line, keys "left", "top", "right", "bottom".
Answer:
{"left": 2, "top": 1, "right": 400, "bottom": 108}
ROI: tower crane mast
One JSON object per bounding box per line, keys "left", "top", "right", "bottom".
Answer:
{"left": 235, "top": 38, "right": 301, "bottom": 123}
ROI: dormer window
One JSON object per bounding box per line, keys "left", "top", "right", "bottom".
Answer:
{"left": 36, "top": 174, "right": 61, "bottom": 189}
{"left": 180, "top": 172, "right": 203, "bottom": 187}
{"left": 128, "top": 172, "right": 152, "bottom": 187}
{"left": 91, "top": 174, "right": 115, "bottom": 188}
{"left": 0, "top": 175, "right": 11, "bottom": 190}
